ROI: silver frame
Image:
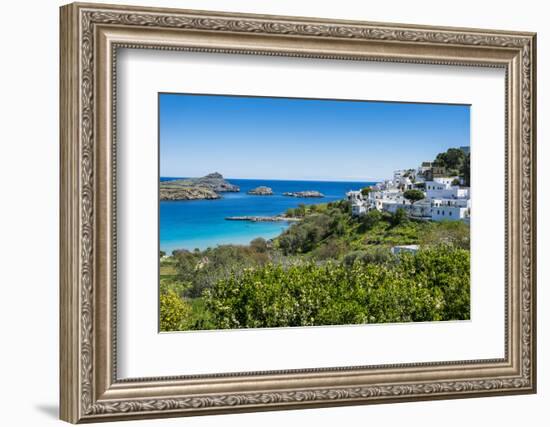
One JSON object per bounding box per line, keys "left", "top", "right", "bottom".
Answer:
{"left": 60, "top": 2, "right": 536, "bottom": 423}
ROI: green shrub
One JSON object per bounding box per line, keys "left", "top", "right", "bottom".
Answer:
{"left": 311, "top": 238, "right": 349, "bottom": 260}
{"left": 399, "top": 245, "right": 470, "bottom": 320}
{"left": 277, "top": 213, "right": 339, "bottom": 255}
{"left": 419, "top": 221, "right": 470, "bottom": 249}
{"left": 343, "top": 247, "right": 394, "bottom": 267}
{"left": 203, "top": 246, "right": 469, "bottom": 329}
{"left": 160, "top": 289, "right": 193, "bottom": 331}
{"left": 250, "top": 237, "right": 268, "bottom": 253}
{"left": 358, "top": 209, "right": 383, "bottom": 231}
{"left": 390, "top": 208, "right": 409, "bottom": 226}
{"left": 172, "top": 244, "right": 269, "bottom": 298}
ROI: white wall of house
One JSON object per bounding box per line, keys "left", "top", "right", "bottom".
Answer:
{"left": 426, "top": 181, "right": 469, "bottom": 200}
{"left": 431, "top": 198, "right": 470, "bottom": 208}
{"left": 347, "top": 190, "right": 363, "bottom": 203}
{"left": 433, "top": 177, "right": 458, "bottom": 185}
{"left": 431, "top": 206, "right": 470, "bottom": 221}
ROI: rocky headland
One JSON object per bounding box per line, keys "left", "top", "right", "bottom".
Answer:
{"left": 160, "top": 172, "right": 239, "bottom": 201}
{"left": 247, "top": 186, "right": 274, "bottom": 196}
{"left": 283, "top": 191, "right": 324, "bottom": 198}
{"left": 160, "top": 186, "right": 220, "bottom": 201}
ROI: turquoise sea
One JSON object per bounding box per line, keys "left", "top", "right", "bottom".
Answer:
{"left": 160, "top": 178, "right": 375, "bottom": 253}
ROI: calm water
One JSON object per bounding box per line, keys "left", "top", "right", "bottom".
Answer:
{"left": 160, "top": 178, "right": 375, "bottom": 253}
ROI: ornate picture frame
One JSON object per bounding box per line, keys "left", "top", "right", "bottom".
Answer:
{"left": 60, "top": 2, "right": 536, "bottom": 423}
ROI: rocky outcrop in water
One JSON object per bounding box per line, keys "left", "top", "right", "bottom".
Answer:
{"left": 160, "top": 172, "right": 239, "bottom": 201}
{"left": 283, "top": 191, "right": 324, "bottom": 198}
{"left": 247, "top": 186, "right": 274, "bottom": 196}
{"left": 225, "top": 215, "right": 301, "bottom": 222}
{"left": 160, "top": 186, "right": 220, "bottom": 201}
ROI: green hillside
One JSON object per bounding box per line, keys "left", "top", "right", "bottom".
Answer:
{"left": 160, "top": 200, "right": 470, "bottom": 331}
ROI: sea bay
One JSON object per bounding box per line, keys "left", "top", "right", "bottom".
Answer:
{"left": 160, "top": 178, "right": 375, "bottom": 253}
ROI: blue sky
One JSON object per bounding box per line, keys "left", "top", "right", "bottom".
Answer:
{"left": 159, "top": 93, "right": 470, "bottom": 182}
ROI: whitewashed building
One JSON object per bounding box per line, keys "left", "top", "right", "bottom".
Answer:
{"left": 347, "top": 157, "right": 470, "bottom": 224}
{"left": 431, "top": 198, "right": 470, "bottom": 221}
{"left": 346, "top": 190, "right": 368, "bottom": 216}
{"left": 425, "top": 178, "right": 469, "bottom": 200}
{"left": 431, "top": 205, "right": 470, "bottom": 221}
{"left": 383, "top": 200, "right": 432, "bottom": 220}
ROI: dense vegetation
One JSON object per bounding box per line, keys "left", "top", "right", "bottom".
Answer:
{"left": 160, "top": 200, "right": 470, "bottom": 331}
{"left": 204, "top": 246, "right": 469, "bottom": 329}
{"left": 432, "top": 147, "right": 470, "bottom": 186}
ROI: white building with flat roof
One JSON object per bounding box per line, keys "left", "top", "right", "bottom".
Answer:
{"left": 425, "top": 179, "right": 469, "bottom": 200}
{"left": 431, "top": 205, "right": 470, "bottom": 221}
{"left": 347, "top": 155, "right": 470, "bottom": 224}
{"left": 347, "top": 190, "right": 368, "bottom": 216}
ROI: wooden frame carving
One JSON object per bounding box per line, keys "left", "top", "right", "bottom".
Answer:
{"left": 60, "top": 2, "right": 536, "bottom": 423}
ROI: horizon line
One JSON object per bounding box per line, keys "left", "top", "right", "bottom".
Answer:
{"left": 160, "top": 176, "right": 382, "bottom": 183}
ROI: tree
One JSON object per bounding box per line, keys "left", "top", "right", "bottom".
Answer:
{"left": 460, "top": 152, "right": 470, "bottom": 186}
{"left": 160, "top": 250, "right": 166, "bottom": 258}
{"left": 250, "top": 237, "right": 268, "bottom": 253}
{"left": 451, "top": 178, "right": 461, "bottom": 186}
{"left": 434, "top": 148, "right": 465, "bottom": 171}
{"left": 361, "top": 186, "right": 373, "bottom": 197}
{"left": 403, "top": 189, "right": 425, "bottom": 205}
{"left": 391, "top": 208, "right": 408, "bottom": 226}
{"left": 358, "top": 209, "right": 382, "bottom": 232}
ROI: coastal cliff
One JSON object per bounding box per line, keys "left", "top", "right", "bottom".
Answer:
{"left": 160, "top": 186, "right": 220, "bottom": 201}
{"left": 160, "top": 172, "right": 239, "bottom": 201}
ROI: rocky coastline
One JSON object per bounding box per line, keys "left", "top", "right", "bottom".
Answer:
{"left": 225, "top": 215, "right": 301, "bottom": 223}
{"left": 247, "top": 186, "right": 274, "bottom": 196}
{"left": 160, "top": 172, "right": 239, "bottom": 201}
{"left": 283, "top": 191, "right": 324, "bottom": 198}
{"left": 160, "top": 187, "right": 220, "bottom": 201}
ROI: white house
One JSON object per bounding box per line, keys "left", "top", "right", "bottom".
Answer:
{"left": 431, "top": 205, "right": 470, "bottom": 221}
{"left": 347, "top": 190, "right": 362, "bottom": 203}
{"left": 346, "top": 190, "right": 368, "bottom": 216}
{"left": 392, "top": 170, "right": 416, "bottom": 190}
{"left": 391, "top": 244, "right": 420, "bottom": 255}
{"left": 434, "top": 176, "right": 457, "bottom": 185}
{"left": 425, "top": 179, "right": 469, "bottom": 200}
{"left": 347, "top": 157, "right": 470, "bottom": 224}
{"left": 383, "top": 200, "right": 432, "bottom": 220}
{"left": 431, "top": 198, "right": 470, "bottom": 208}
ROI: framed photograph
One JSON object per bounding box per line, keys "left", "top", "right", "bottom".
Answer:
{"left": 60, "top": 2, "right": 537, "bottom": 423}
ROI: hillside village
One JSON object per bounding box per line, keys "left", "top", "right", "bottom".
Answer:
{"left": 347, "top": 146, "right": 470, "bottom": 223}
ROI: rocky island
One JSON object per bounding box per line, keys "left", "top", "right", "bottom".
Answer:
{"left": 247, "top": 186, "right": 274, "bottom": 196}
{"left": 283, "top": 191, "right": 324, "bottom": 198}
{"left": 160, "top": 172, "right": 239, "bottom": 201}
{"left": 225, "top": 215, "right": 301, "bottom": 222}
